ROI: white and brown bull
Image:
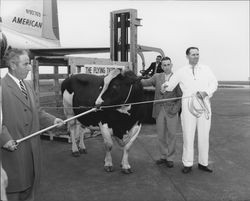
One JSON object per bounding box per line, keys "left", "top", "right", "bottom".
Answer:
{"left": 61, "top": 69, "right": 145, "bottom": 173}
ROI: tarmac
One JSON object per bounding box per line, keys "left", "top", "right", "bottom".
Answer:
{"left": 36, "top": 87, "right": 250, "bottom": 201}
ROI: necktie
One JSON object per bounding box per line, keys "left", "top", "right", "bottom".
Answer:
{"left": 19, "top": 80, "right": 28, "bottom": 99}
{"left": 154, "top": 63, "right": 158, "bottom": 74}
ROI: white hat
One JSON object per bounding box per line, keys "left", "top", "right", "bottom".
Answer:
{"left": 188, "top": 93, "right": 210, "bottom": 119}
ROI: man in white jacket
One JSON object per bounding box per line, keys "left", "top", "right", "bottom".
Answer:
{"left": 161, "top": 47, "right": 218, "bottom": 174}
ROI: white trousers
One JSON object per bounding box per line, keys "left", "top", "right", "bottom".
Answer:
{"left": 181, "top": 98, "right": 211, "bottom": 167}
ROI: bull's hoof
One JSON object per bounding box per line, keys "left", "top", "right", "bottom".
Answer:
{"left": 72, "top": 151, "right": 80, "bottom": 157}
{"left": 104, "top": 166, "right": 114, "bottom": 172}
{"left": 79, "top": 148, "right": 87, "bottom": 154}
{"left": 121, "top": 168, "right": 133, "bottom": 174}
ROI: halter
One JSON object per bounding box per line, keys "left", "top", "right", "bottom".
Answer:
{"left": 123, "top": 84, "right": 133, "bottom": 104}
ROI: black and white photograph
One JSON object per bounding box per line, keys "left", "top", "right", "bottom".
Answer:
{"left": 0, "top": 0, "right": 249, "bottom": 201}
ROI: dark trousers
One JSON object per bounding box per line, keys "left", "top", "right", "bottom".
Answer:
{"left": 7, "top": 186, "right": 34, "bottom": 201}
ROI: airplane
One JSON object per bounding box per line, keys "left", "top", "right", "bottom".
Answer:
{"left": 0, "top": 0, "right": 164, "bottom": 69}
{"left": 0, "top": 0, "right": 111, "bottom": 68}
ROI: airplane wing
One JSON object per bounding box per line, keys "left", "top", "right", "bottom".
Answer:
{"left": 29, "top": 47, "right": 110, "bottom": 57}
{"left": 29, "top": 45, "right": 165, "bottom": 58}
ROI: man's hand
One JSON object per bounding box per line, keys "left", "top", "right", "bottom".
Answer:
{"left": 160, "top": 83, "right": 168, "bottom": 94}
{"left": 54, "top": 118, "right": 65, "bottom": 128}
{"left": 3, "top": 140, "right": 18, "bottom": 151}
{"left": 196, "top": 91, "right": 208, "bottom": 99}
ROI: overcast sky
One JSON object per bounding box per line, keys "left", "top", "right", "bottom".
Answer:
{"left": 57, "top": 0, "right": 249, "bottom": 81}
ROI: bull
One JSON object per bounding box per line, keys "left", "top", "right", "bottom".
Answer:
{"left": 61, "top": 69, "right": 145, "bottom": 173}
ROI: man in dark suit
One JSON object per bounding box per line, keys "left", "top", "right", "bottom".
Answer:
{"left": 0, "top": 48, "right": 64, "bottom": 201}
{"left": 141, "top": 57, "right": 182, "bottom": 168}
{"left": 143, "top": 55, "right": 164, "bottom": 76}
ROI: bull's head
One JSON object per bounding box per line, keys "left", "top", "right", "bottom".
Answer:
{"left": 95, "top": 69, "right": 142, "bottom": 107}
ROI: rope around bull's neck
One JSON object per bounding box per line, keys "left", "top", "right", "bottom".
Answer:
{"left": 100, "top": 96, "right": 192, "bottom": 109}
{"left": 41, "top": 95, "right": 192, "bottom": 110}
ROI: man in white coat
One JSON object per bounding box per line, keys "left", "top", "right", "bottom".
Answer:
{"left": 161, "top": 47, "right": 218, "bottom": 174}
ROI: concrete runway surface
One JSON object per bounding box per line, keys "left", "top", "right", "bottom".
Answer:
{"left": 36, "top": 88, "right": 250, "bottom": 201}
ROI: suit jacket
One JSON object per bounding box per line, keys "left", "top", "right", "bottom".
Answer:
{"left": 141, "top": 72, "right": 182, "bottom": 119}
{"left": 0, "top": 74, "right": 56, "bottom": 193}
{"left": 144, "top": 62, "right": 163, "bottom": 76}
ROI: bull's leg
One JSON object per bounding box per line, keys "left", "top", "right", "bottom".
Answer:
{"left": 69, "top": 119, "right": 81, "bottom": 157}
{"left": 78, "top": 125, "right": 88, "bottom": 154}
{"left": 98, "top": 122, "right": 114, "bottom": 172}
{"left": 121, "top": 123, "right": 142, "bottom": 174}
{"left": 63, "top": 90, "right": 81, "bottom": 157}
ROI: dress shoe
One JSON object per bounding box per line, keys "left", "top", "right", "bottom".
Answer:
{"left": 198, "top": 164, "right": 213, "bottom": 173}
{"left": 155, "top": 158, "right": 167, "bottom": 165}
{"left": 166, "top": 161, "right": 174, "bottom": 168}
{"left": 182, "top": 166, "right": 192, "bottom": 174}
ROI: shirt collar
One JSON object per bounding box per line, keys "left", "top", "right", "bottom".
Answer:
{"left": 8, "top": 72, "right": 21, "bottom": 87}
{"left": 165, "top": 72, "right": 173, "bottom": 81}
{"left": 188, "top": 64, "right": 200, "bottom": 69}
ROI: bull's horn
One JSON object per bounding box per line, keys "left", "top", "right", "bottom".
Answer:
{"left": 103, "top": 69, "right": 121, "bottom": 86}
{"left": 109, "top": 69, "right": 121, "bottom": 78}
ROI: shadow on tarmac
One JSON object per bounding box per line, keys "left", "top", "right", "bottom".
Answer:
{"left": 37, "top": 88, "right": 250, "bottom": 201}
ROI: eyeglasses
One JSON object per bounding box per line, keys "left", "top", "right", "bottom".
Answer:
{"left": 162, "top": 64, "right": 171, "bottom": 66}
